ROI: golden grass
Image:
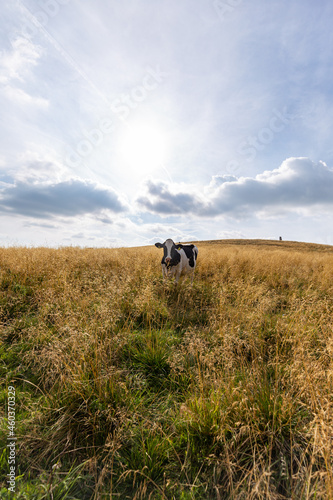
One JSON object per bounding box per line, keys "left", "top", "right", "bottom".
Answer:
{"left": 1, "top": 239, "right": 333, "bottom": 499}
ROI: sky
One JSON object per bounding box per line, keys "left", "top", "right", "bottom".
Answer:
{"left": 1, "top": 0, "right": 333, "bottom": 247}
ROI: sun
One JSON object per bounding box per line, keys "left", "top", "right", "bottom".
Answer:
{"left": 116, "top": 121, "right": 169, "bottom": 175}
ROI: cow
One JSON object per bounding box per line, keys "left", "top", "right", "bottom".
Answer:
{"left": 154, "top": 239, "right": 198, "bottom": 284}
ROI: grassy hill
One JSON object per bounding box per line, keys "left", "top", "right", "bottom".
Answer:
{"left": 1, "top": 240, "right": 333, "bottom": 499}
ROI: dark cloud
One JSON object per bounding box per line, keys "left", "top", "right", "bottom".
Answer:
{"left": 96, "top": 217, "right": 114, "bottom": 225}
{"left": 0, "top": 178, "right": 127, "bottom": 218}
{"left": 137, "top": 180, "right": 202, "bottom": 215}
{"left": 137, "top": 158, "right": 333, "bottom": 218}
{"left": 23, "top": 221, "right": 58, "bottom": 229}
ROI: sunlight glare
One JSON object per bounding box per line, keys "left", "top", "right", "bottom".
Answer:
{"left": 117, "top": 122, "right": 168, "bottom": 175}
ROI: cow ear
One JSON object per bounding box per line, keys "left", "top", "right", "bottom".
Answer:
{"left": 155, "top": 242, "right": 163, "bottom": 248}
{"left": 177, "top": 244, "right": 183, "bottom": 250}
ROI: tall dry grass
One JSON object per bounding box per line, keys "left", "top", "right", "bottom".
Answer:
{"left": 1, "top": 240, "right": 333, "bottom": 499}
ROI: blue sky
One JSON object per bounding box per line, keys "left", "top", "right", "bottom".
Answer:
{"left": 1, "top": 0, "right": 333, "bottom": 247}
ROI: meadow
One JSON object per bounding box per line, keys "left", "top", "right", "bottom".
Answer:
{"left": 1, "top": 239, "right": 332, "bottom": 499}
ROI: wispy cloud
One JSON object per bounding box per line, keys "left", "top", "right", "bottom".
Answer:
{"left": 0, "top": 35, "right": 49, "bottom": 110}
{"left": 2, "top": 84, "right": 48, "bottom": 107}
{"left": 0, "top": 36, "right": 42, "bottom": 83}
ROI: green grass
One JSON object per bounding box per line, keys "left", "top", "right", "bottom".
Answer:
{"left": 0, "top": 240, "right": 333, "bottom": 499}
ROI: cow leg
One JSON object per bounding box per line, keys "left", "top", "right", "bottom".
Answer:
{"left": 174, "top": 269, "right": 181, "bottom": 284}
{"left": 190, "top": 269, "right": 195, "bottom": 286}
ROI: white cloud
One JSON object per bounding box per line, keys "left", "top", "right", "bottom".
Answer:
{"left": 8, "top": 151, "right": 69, "bottom": 183}
{"left": 137, "top": 158, "right": 333, "bottom": 218}
{"left": 0, "top": 36, "right": 42, "bottom": 84}
{"left": 0, "top": 168, "right": 128, "bottom": 219}
{"left": 3, "top": 84, "right": 49, "bottom": 107}
{"left": 0, "top": 36, "right": 48, "bottom": 108}
{"left": 216, "top": 230, "right": 246, "bottom": 239}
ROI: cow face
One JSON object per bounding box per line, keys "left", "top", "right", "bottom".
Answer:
{"left": 155, "top": 239, "right": 181, "bottom": 268}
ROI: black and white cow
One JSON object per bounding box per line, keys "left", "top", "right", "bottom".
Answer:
{"left": 155, "top": 239, "right": 198, "bottom": 284}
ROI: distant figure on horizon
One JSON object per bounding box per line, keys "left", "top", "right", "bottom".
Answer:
{"left": 279, "top": 236, "right": 282, "bottom": 241}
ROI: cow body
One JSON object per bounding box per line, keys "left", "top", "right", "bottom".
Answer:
{"left": 155, "top": 239, "right": 198, "bottom": 284}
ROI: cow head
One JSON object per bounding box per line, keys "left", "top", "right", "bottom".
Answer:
{"left": 155, "top": 239, "right": 181, "bottom": 268}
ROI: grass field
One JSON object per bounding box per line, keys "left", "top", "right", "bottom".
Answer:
{"left": 1, "top": 239, "right": 333, "bottom": 499}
